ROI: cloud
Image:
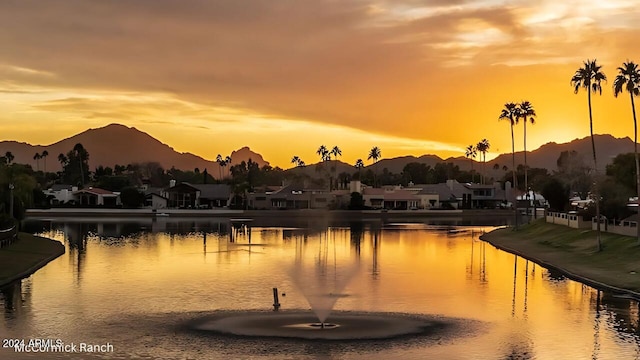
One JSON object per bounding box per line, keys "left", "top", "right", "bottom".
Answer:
{"left": 0, "top": 0, "right": 639, "bottom": 163}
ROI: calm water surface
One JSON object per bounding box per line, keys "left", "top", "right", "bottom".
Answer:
{"left": 1, "top": 217, "right": 640, "bottom": 359}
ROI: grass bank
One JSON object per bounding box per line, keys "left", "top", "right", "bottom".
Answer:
{"left": 481, "top": 220, "right": 640, "bottom": 296}
{"left": 0, "top": 233, "right": 65, "bottom": 287}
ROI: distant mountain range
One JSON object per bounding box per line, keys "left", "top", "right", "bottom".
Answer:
{"left": 0, "top": 124, "right": 634, "bottom": 179}
{"left": 0, "top": 124, "right": 268, "bottom": 178}
{"left": 290, "top": 134, "right": 633, "bottom": 179}
{"left": 361, "top": 134, "right": 633, "bottom": 177}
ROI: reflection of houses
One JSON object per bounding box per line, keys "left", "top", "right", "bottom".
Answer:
{"left": 161, "top": 182, "right": 232, "bottom": 208}
{"left": 74, "top": 187, "right": 121, "bottom": 206}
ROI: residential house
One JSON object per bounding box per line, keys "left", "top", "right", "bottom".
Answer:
{"left": 74, "top": 187, "right": 121, "bottom": 207}
{"left": 44, "top": 184, "right": 78, "bottom": 205}
{"left": 160, "top": 182, "right": 232, "bottom": 208}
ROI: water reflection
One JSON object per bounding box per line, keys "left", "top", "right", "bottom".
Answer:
{"left": 2, "top": 218, "right": 639, "bottom": 359}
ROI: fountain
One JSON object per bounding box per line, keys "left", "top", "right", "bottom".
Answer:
{"left": 190, "top": 229, "right": 473, "bottom": 341}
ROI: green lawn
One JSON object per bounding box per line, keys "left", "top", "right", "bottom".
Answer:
{"left": 482, "top": 220, "right": 640, "bottom": 293}
{"left": 0, "top": 233, "right": 65, "bottom": 286}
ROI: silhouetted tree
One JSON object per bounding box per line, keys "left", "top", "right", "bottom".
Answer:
{"left": 613, "top": 61, "right": 640, "bottom": 243}
{"left": 572, "top": 59, "right": 606, "bottom": 251}
{"left": 518, "top": 101, "right": 536, "bottom": 193}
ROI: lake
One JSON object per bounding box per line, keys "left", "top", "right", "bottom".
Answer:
{"left": 1, "top": 216, "right": 639, "bottom": 359}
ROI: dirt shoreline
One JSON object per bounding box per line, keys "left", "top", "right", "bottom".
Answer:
{"left": 0, "top": 233, "right": 65, "bottom": 288}
{"left": 481, "top": 220, "right": 640, "bottom": 299}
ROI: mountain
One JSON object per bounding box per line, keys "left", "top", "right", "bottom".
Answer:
{"left": 0, "top": 123, "right": 268, "bottom": 178}
{"left": 289, "top": 135, "right": 635, "bottom": 180}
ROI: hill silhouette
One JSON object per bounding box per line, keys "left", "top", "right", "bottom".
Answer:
{"left": 1, "top": 124, "right": 634, "bottom": 180}
{"left": 0, "top": 124, "right": 268, "bottom": 178}
{"left": 291, "top": 135, "right": 634, "bottom": 178}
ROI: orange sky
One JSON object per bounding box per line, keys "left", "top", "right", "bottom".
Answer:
{"left": 0, "top": 1, "right": 639, "bottom": 168}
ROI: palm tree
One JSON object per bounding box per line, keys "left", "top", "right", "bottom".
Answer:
{"left": 499, "top": 102, "right": 519, "bottom": 191}
{"left": 613, "top": 60, "right": 640, "bottom": 244}
{"left": 33, "top": 152, "right": 41, "bottom": 171}
{"left": 368, "top": 146, "right": 381, "bottom": 187}
{"left": 41, "top": 150, "right": 49, "bottom": 173}
{"left": 330, "top": 146, "right": 342, "bottom": 190}
{"left": 476, "top": 139, "right": 490, "bottom": 184}
{"left": 317, "top": 145, "right": 329, "bottom": 161}
{"left": 518, "top": 101, "right": 536, "bottom": 195}
{"left": 465, "top": 145, "right": 477, "bottom": 183}
{"left": 224, "top": 155, "right": 232, "bottom": 178}
{"left": 331, "top": 146, "right": 342, "bottom": 160}
{"left": 291, "top": 156, "right": 305, "bottom": 167}
{"left": 57, "top": 153, "right": 68, "bottom": 166}
{"left": 216, "top": 154, "right": 224, "bottom": 179}
{"left": 73, "top": 143, "right": 87, "bottom": 186}
{"left": 571, "top": 59, "right": 606, "bottom": 251}
{"left": 4, "top": 151, "right": 14, "bottom": 164}
{"left": 355, "top": 159, "right": 364, "bottom": 179}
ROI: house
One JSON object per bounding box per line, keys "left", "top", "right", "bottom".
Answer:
{"left": 44, "top": 184, "right": 78, "bottom": 205}
{"left": 160, "top": 182, "right": 232, "bottom": 208}
{"left": 145, "top": 192, "right": 168, "bottom": 209}
{"left": 190, "top": 184, "right": 232, "bottom": 208}
{"left": 267, "top": 184, "right": 332, "bottom": 209}
{"left": 162, "top": 182, "right": 199, "bottom": 208}
{"left": 74, "top": 187, "right": 121, "bottom": 206}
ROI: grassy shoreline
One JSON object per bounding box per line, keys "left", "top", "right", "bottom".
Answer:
{"left": 0, "top": 233, "right": 65, "bottom": 287}
{"left": 481, "top": 220, "right": 640, "bottom": 297}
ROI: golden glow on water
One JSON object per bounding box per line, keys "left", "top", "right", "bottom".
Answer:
{"left": 1, "top": 221, "right": 639, "bottom": 359}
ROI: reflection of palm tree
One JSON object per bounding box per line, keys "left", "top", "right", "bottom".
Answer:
{"left": 465, "top": 145, "right": 477, "bottom": 183}
{"left": 572, "top": 59, "right": 606, "bottom": 251}
{"left": 476, "top": 139, "right": 490, "bottom": 184}
{"left": 613, "top": 61, "right": 640, "bottom": 244}
{"left": 368, "top": 147, "right": 381, "bottom": 187}
{"left": 518, "top": 101, "right": 536, "bottom": 195}
{"left": 499, "top": 102, "right": 518, "bottom": 190}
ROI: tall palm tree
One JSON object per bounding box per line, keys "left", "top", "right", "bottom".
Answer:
{"left": 518, "top": 101, "right": 536, "bottom": 195}
{"left": 224, "top": 155, "right": 232, "bottom": 178}
{"left": 329, "top": 146, "right": 342, "bottom": 190}
{"left": 571, "top": 59, "right": 606, "bottom": 251}
{"left": 33, "top": 152, "right": 41, "bottom": 171}
{"left": 41, "top": 150, "right": 49, "bottom": 173}
{"left": 465, "top": 145, "right": 477, "bottom": 183}
{"left": 291, "top": 155, "right": 300, "bottom": 167}
{"left": 216, "top": 154, "right": 224, "bottom": 179}
{"left": 58, "top": 153, "right": 68, "bottom": 166}
{"left": 368, "top": 146, "right": 381, "bottom": 187}
{"left": 73, "top": 143, "right": 87, "bottom": 187}
{"left": 355, "top": 159, "right": 364, "bottom": 179}
{"left": 613, "top": 60, "right": 640, "bottom": 244}
{"left": 499, "top": 102, "right": 519, "bottom": 190}
{"left": 331, "top": 146, "right": 342, "bottom": 160}
{"left": 476, "top": 139, "right": 490, "bottom": 184}
{"left": 316, "top": 145, "right": 329, "bottom": 161}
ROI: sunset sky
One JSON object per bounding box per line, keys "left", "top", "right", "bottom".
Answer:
{"left": 1, "top": 0, "right": 639, "bottom": 168}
